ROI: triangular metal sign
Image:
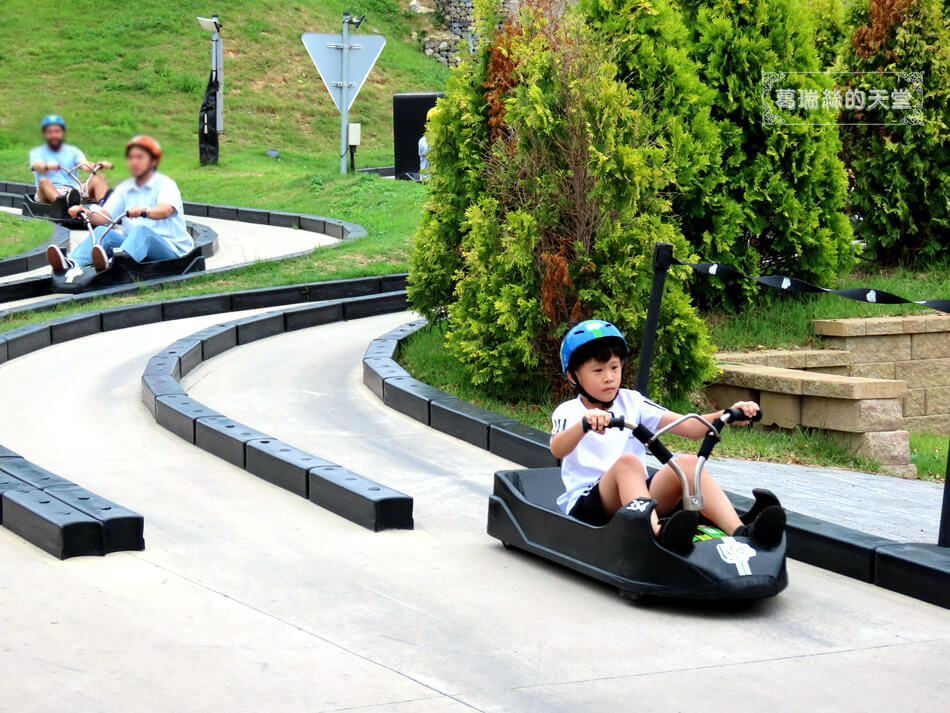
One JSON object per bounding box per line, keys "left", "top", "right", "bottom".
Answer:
{"left": 301, "top": 33, "right": 386, "bottom": 114}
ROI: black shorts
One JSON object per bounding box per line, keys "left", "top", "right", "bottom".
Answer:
{"left": 569, "top": 474, "right": 654, "bottom": 527}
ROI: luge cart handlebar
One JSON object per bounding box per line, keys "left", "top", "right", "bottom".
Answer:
{"left": 77, "top": 209, "right": 127, "bottom": 246}
{"left": 607, "top": 407, "right": 762, "bottom": 511}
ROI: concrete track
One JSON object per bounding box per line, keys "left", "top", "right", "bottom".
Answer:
{"left": 0, "top": 310, "right": 947, "bottom": 712}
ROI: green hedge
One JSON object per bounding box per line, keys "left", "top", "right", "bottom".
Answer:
{"left": 410, "top": 2, "right": 716, "bottom": 400}
{"left": 840, "top": 0, "right": 950, "bottom": 266}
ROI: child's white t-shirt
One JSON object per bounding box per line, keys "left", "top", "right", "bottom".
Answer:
{"left": 551, "top": 389, "right": 667, "bottom": 515}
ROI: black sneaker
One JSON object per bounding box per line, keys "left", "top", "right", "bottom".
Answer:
{"left": 46, "top": 245, "right": 76, "bottom": 272}
{"left": 734, "top": 505, "right": 786, "bottom": 547}
{"left": 659, "top": 509, "right": 699, "bottom": 554}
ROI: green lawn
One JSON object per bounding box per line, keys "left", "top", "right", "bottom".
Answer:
{"left": 0, "top": 0, "right": 447, "bottom": 182}
{"left": 0, "top": 212, "right": 51, "bottom": 258}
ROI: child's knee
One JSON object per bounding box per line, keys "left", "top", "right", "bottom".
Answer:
{"left": 615, "top": 453, "right": 646, "bottom": 474}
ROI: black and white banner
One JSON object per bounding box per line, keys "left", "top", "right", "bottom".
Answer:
{"left": 676, "top": 260, "right": 950, "bottom": 315}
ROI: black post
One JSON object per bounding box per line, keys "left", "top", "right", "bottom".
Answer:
{"left": 939, "top": 438, "right": 950, "bottom": 546}
{"left": 635, "top": 243, "right": 676, "bottom": 395}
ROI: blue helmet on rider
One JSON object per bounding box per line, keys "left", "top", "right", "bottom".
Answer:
{"left": 559, "top": 319, "right": 629, "bottom": 376}
{"left": 41, "top": 115, "right": 66, "bottom": 131}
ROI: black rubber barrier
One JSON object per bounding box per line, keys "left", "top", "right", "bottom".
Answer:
{"left": 2, "top": 486, "right": 102, "bottom": 559}
{"left": 364, "top": 319, "right": 950, "bottom": 609}
{"left": 0, "top": 274, "right": 408, "bottom": 551}
{"left": 139, "top": 289, "right": 414, "bottom": 532}
{"left": 0, "top": 275, "right": 408, "bottom": 369}
{"left": 0, "top": 454, "right": 144, "bottom": 559}
{"left": 362, "top": 319, "right": 556, "bottom": 464}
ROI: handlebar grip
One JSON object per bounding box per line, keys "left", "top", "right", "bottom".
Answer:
{"left": 630, "top": 423, "right": 674, "bottom": 464}
{"left": 724, "top": 407, "right": 762, "bottom": 423}
{"left": 607, "top": 414, "right": 626, "bottom": 429}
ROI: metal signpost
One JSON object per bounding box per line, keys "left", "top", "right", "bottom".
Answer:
{"left": 197, "top": 14, "right": 223, "bottom": 164}
{"left": 302, "top": 15, "right": 386, "bottom": 174}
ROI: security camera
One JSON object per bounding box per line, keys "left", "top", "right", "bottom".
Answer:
{"left": 350, "top": 14, "right": 366, "bottom": 28}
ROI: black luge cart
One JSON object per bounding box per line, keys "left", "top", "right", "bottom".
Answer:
{"left": 21, "top": 161, "right": 113, "bottom": 230}
{"left": 50, "top": 212, "right": 208, "bottom": 294}
{"left": 487, "top": 409, "right": 788, "bottom": 601}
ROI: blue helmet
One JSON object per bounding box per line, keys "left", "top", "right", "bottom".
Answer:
{"left": 41, "top": 114, "right": 66, "bottom": 131}
{"left": 559, "top": 319, "right": 629, "bottom": 376}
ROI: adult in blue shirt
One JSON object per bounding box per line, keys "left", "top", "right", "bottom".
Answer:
{"left": 49, "top": 135, "right": 194, "bottom": 272}
{"left": 29, "top": 115, "right": 110, "bottom": 204}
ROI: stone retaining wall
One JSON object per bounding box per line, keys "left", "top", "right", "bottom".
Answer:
{"left": 814, "top": 315, "right": 950, "bottom": 434}
{"left": 708, "top": 350, "right": 916, "bottom": 478}
{"left": 435, "top": 0, "right": 474, "bottom": 38}
{"left": 422, "top": 0, "right": 523, "bottom": 66}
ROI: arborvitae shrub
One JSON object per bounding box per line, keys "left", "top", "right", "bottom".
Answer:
{"left": 679, "top": 0, "right": 855, "bottom": 306}
{"left": 412, "top": 0, "right": 716, "bottom": 400}
{"left": 840, "top": 0, "right": 950, "bottom": 265}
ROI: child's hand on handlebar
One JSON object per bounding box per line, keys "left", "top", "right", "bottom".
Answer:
{"left": 126, "top": 206, "right": 148, "bottom": 218}
{"left": 67, "top": 205, "right": 89, "bottom": 219}
{"left": 728, "top": 401, "right": 760, "bottom": 426}
{"left": 582, "top": 409, "right": 612, "bottom": 434}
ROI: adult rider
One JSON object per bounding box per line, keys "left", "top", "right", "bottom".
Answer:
{"left": 30, "top": 114, "right": 110, "bottom": 204}
{"left": 47, "top": 135, "right": 193, "bottom": 272}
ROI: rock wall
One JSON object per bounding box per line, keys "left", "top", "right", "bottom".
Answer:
{"left": 435, "top": 0, "right": 475, "bottom": 39}
{"left": 706, "top": 349, "right": 916, "bottom": 478}
{"left": 814, "top": 315, "right": 950, "bottom": 434}
{"left": 423, "top": 0, "right": 523, "bottom": 67}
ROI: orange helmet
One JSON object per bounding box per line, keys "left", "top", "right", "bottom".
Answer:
{"left": 126, "top": 135, "right": 162, "bottom": 162}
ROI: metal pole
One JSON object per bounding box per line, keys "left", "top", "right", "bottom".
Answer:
{"left": 635, "top": 243, "right": 676, "bottom": 395}
{"left": 214, "top": 19, "right": 223, "bottom": 133}
{"left": 339, "top": 13, "right": 351, "bottom": 175}
{"left": 211, "top": 30, "right": 222, "bottom": 132}
{"left": 939, "top": 438, "right": 950, "bottom": 546}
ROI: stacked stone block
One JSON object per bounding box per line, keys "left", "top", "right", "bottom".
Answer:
{"left": 707, "top": 350, "right": 916, "bottom": 478}
{"left": 815, "top": 316, "right": 950, "bottom": 434}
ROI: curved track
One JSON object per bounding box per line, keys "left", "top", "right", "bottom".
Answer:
{"left": 0, "top": 310, "right": 947, "bottom": 712}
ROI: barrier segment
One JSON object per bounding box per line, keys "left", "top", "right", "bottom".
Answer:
{"left": 46, "top": 485, "right": 145, "bottom": 554}
{"left": 1, "top": 486, "right": 103, "bottom": 559}
{"left": 0, "top": 453, "right": 145, "bottom": 559}
{"left": 309, "top": 466, "right": 413, "bottom": 532}
{"left": 139, "top": 288, "right": 414, "bottom": 531}
{"left": 246, "top": 439, "right": 332, "bottom": 497}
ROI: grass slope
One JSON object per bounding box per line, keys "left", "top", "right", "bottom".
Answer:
{"left": 0, "top": 0, "right": 441, "bottom": 331}
{"left": 0, "top": 212, "right": 52, "bottom": 258}
{"left": 0, "top": 0, "right": 446, "bottom": 179}
{"left": 704, "top": 264, "right": 950, "bottom": 351}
